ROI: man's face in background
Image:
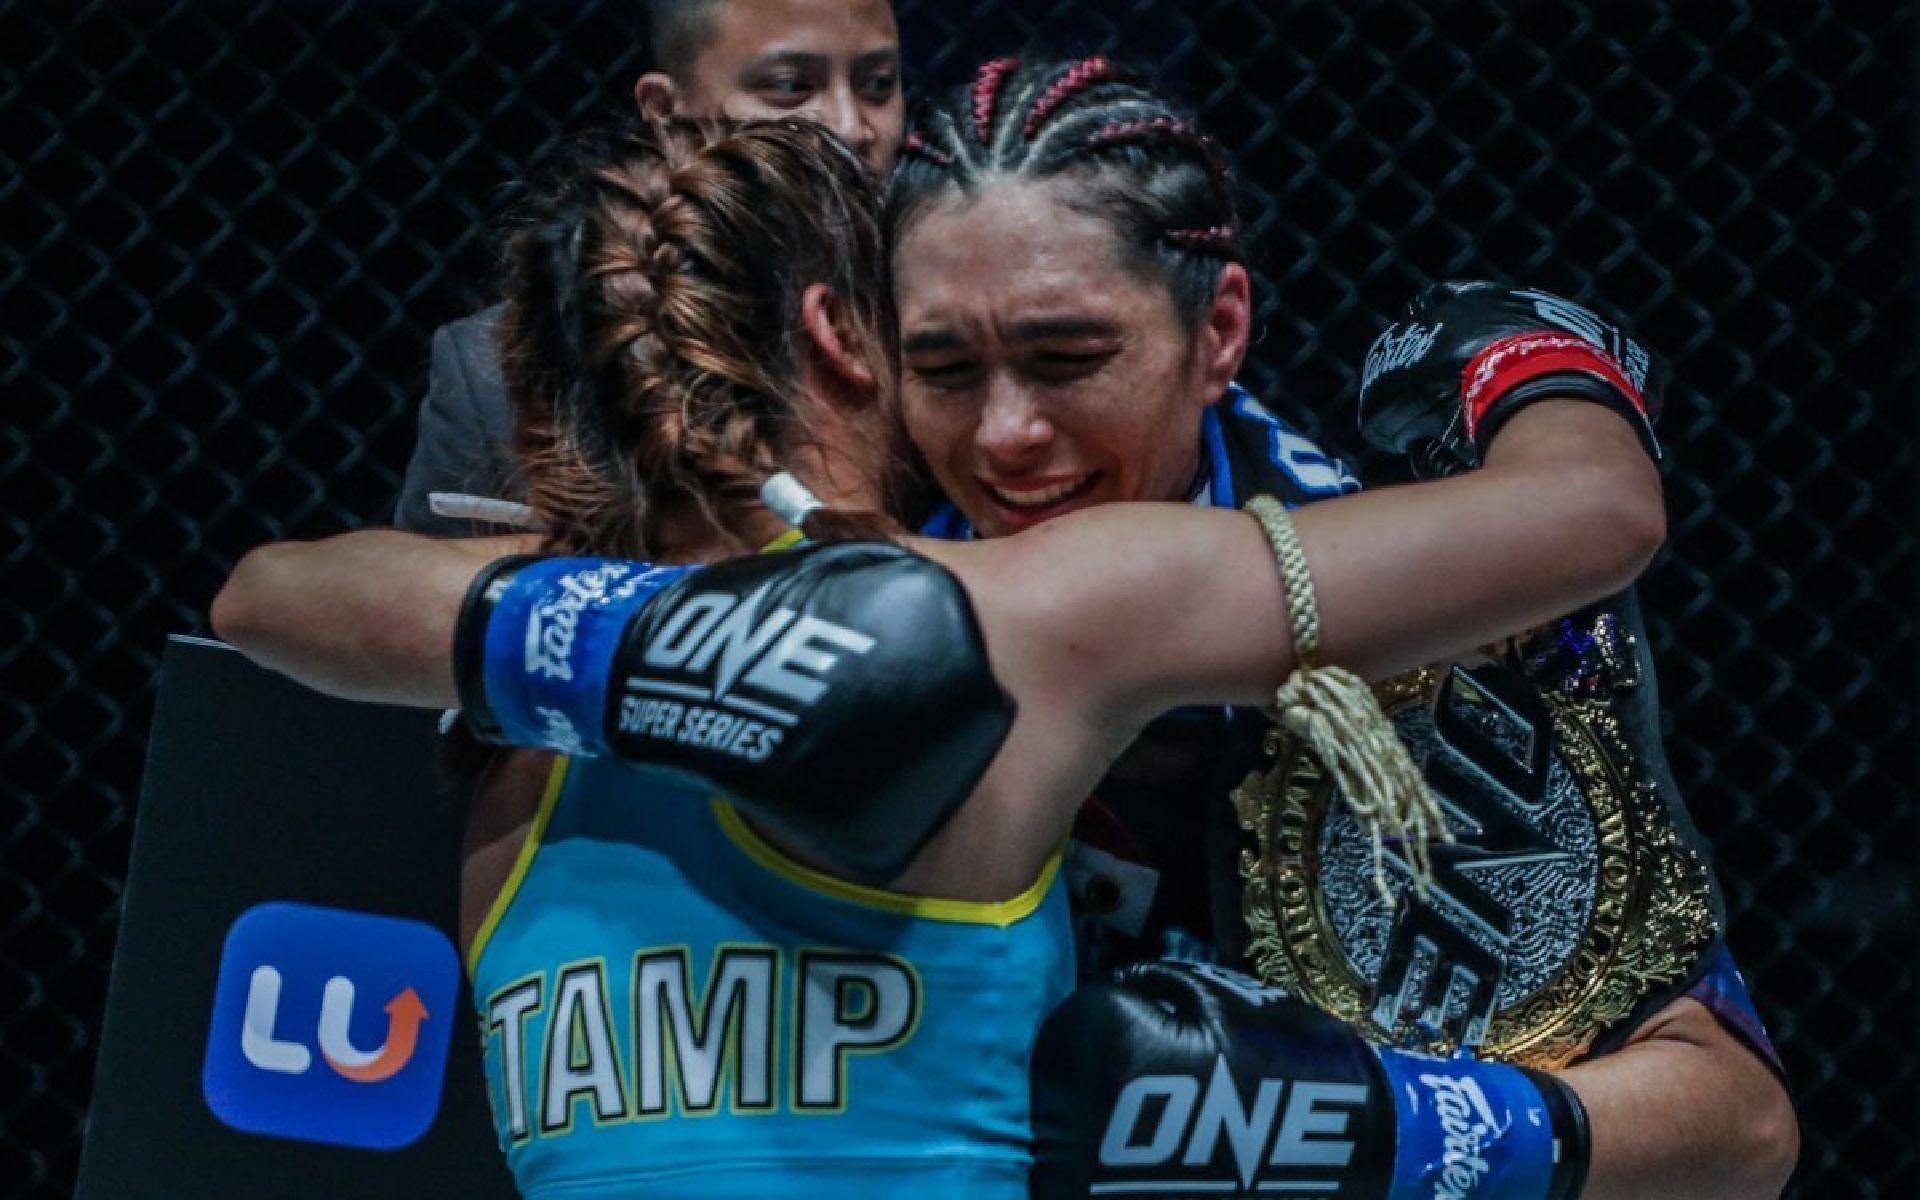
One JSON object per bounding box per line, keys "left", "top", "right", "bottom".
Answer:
{"left": 636, "top": 0, "right": 905, "bottom": 173}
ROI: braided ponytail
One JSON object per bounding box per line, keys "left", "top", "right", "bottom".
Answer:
{"left": 498, "top": 115, "right": 906, "bottom": 559}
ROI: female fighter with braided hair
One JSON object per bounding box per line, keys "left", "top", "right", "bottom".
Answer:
{"left": 883, "top": 57, "right": 1795, "bottom": 1200}
{"left": 216, "top": 102, "right": 1751, "bottom": 1199}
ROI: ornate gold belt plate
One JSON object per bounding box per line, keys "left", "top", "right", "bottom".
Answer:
{"left": 1236, "top": 641, "right": 1718, "bottom": 1070}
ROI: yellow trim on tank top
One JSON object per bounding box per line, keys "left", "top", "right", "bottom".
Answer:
{"left": 761, "top": 527, "right": 806, "bottom": 552}
{"left": 465, "top": 755, "right": 573, "bottom": 980}
{"left": 711, "top": 800, "right": 1061, "bottom": 928}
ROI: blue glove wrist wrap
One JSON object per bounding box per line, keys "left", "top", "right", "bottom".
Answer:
{"left": 1378, "top": 1048, "right": 1559, "bottom": 1200}
{"left": 475, "top": 557, "right": 694, "bottom": 756}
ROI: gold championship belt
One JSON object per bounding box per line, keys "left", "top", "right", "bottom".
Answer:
{"left": 1234, "top": 609, "right": 1721, "bottom": 1070}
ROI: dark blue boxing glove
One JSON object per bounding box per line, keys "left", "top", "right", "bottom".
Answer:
{"left": 1358, "top": 281, "right": 1664, "bottom": 479}
{"left": 453, "top": 542, "right": 1014, "bottom": 884}
{"left": 1031, "top": 961, "right": 1590, "bottom": 1200}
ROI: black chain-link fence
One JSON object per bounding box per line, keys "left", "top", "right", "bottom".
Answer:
{"left": 4, "top": 1, "right": 1911, "bottom": 1195}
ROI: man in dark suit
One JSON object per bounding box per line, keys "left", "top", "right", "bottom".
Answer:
{"left": 394, "top": 0, "right": 905, "bottom": 534}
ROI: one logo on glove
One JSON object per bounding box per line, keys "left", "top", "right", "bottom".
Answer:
{"left": 615, "top": 583, "right": 876, "bottom": 764}
{"left": 1098, "top": 1055, "right": 1367, "bottom": 1190}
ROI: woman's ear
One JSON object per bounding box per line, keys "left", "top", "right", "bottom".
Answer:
{"left": 800, "top": 283, "right": 880, "bottom": 404}
{"left": 633, "top": 72, "right": 678, "bottom": 117}
{"left": 1198, "top": 263, "right": 1253, "bottom": 398}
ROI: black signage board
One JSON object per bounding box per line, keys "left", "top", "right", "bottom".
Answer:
{"left": 77, "top": 636, "right": 517, "bottom": 1198}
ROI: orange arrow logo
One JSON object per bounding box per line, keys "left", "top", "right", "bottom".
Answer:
{"left": 322, "top": 987, "right": 429, "bottom": 1084}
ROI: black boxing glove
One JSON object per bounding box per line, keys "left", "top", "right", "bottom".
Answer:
{"left": 1358, "top": 281, "right": 1664, "bottom": 478}
{"left": 1031, "top": 961, "right": 1590, "bottom": 1200}
{"left": 454, "top": 542, "right": 1013, "bottom": 884}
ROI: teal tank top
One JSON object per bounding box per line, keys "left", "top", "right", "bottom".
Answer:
{"left": 469, "top": 756, "right": 1073, "bottom": 1198}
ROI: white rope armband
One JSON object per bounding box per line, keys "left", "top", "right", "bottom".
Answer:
{"left": 1243, "top": 494, "right": 1448, "bottom": 900}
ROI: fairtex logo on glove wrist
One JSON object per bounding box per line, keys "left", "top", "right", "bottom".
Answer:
{"left": 1381, "top": 1048, "right": 1556, "bottom": 1200}
{"left": 1419, "top": 1072, "right": 1503, "bottom": 1199}
{"left": 523, "top": 563, "right": 635, "bottom": 681}
{"left": 481, "top": 556, "right": 695, "bottom": 758}
{"left": 1459, "top": 332, "right": 1646, "bottom": 441}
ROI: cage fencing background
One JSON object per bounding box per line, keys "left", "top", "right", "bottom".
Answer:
{"left": 2, "top": 1, "right": 1911, "bottom": 1195}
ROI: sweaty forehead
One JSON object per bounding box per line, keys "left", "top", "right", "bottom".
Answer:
{"left": 895, "top": 181, "right": 1153, "bottom": 329}
{"left": 698, "top": 0, "right": 898, "bottom": 68}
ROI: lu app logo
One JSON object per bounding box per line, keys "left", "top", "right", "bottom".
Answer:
{"left": 202, "top": 902, "right": 459, "bottom": 1150}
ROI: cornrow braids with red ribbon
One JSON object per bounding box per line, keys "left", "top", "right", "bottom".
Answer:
{"left": 1020, "top": 55, "right": 1127, "bottom": 139}
{"left": 887, "top": 56, "right": 1244, "bottom": 330}
{"left": 1082, "top": 115, "right": 1233, "bottom": 197}
{"left": 1162, "top": 224, "right": 1242, "bottom": 257}
{"left": 901, "top": 130, "right": 954, "bottom": 168}
{"left": 971, "top": 56, "right": 1021, "bottom": 145}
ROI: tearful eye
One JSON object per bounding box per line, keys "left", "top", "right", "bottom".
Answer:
{"left": 1030, "top": 349, "right": 1116, "bottom": 382}
{"left": 908, "top": 360, "right": 980, "bottom": 389}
